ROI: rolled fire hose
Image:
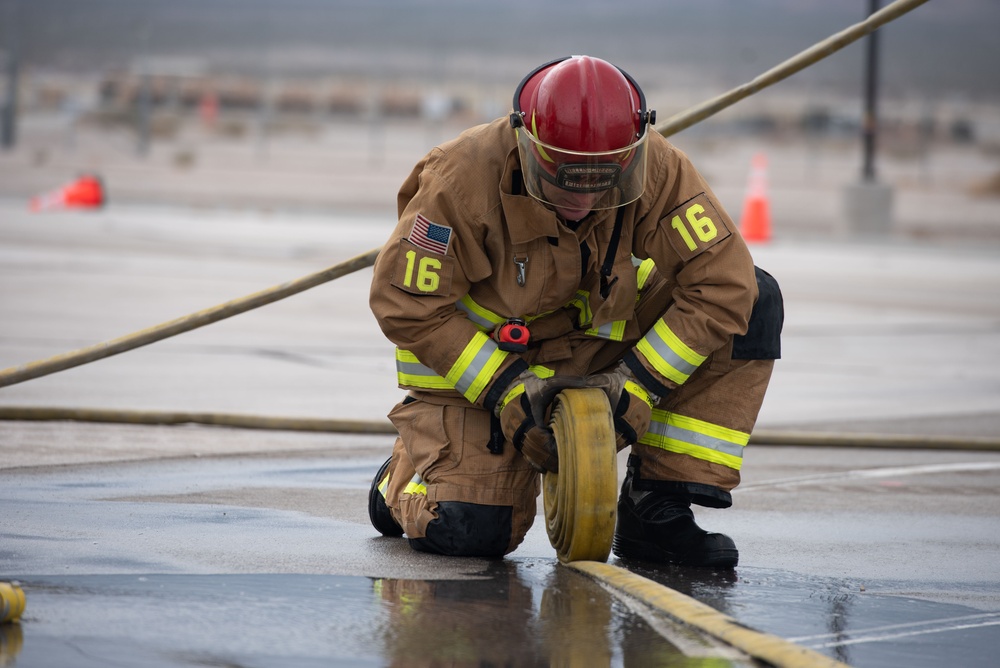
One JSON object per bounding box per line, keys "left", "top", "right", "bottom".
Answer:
{"left": 543, "top": 388, "right": 619, "bottom": 563}
{"left": 0, "top": 582, "right": 25, "bottom": 624}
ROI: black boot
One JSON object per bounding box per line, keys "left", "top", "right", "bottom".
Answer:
{"left": 368, "top": 457, "right": 404, "bottom": 537}
{"left": 612, "top": 471, "right": 738, "bottom": 568}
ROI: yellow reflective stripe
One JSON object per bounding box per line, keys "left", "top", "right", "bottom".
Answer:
{"left": 639, "top": 409, "right": 749, "bottom": 470}
{"left": 531, "top": 113, "right": 555, "bottom": 163}
{"left": 624, "top": 380, "right": 655, "bottom": 408}
{"left": 395, "top": 348, "right": 453, "bottom": 389}
{"left": 585, "top": 258, "right": 655, "bottom": 338}
{"left": 567, "top": 290, "right": 592, "bottom": 327}
{"left": 636, "top": 319, "right": 707, "bottom": 385}
{"left": 498, "top": 382, "right": 525, "bottom": 413}
{"left": 377, "top": 470, "right": 391, "bottom": 498}
{"left": 396, "top": 346, "right": 543, "bottom": 402}
{"left": 585, "top": 319, "right": 627, "bottom": 341}
{"left": 529, "top": 364, "right": 555, "bottom": 378}
{"left": 457, "top": 294, "right": 504, "bottom": 331}
{"left": 497, "top": 365, "right": 555, "bottom": 413}
{"left": 456, "top": 295, "right": 568, "bottom": 330}
{"left": 404, "top": 473, "right": 427, "bottom": 496}
{"left": 636, "top": 257, "right": 656, "bottom": 290}
{"left": 445, "top": 331, "right": 508, "bottom": 403}
{"left": 497, "top": 364, "right": 556, "bottom": 414}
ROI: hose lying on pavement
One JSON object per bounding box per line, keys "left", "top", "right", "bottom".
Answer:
{"left": 0, "top": 406, "right": 397, "bottom": 434}
{"left": 571, "top": 561, "right": 851, "bottom": 668}
{"left": 0, "top": 249, "right": 382, "bottom": 389}
{"left": 2, "top": 405, "right": 999, "bottom": 452}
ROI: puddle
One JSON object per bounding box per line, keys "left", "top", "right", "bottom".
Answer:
{"left": 5, "top": 562, "right": 748, "bottom": 667}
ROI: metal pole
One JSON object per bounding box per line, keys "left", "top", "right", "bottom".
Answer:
{"left": 134, "top": 9, "right": 152, "bottom": 157}
{"left": 1, "top": 0, "right": 20, "bottom": 149}
{"left": 862, "top": 0, "right": 881, "bottom": 182}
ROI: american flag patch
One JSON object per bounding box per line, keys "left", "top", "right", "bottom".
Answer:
{"left": 407, "top": 213, "right": 452, "bottom": 255}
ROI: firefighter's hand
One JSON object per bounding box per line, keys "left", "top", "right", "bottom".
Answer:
{"left": 586, "top": 363, "right": 658, "bottom": 450}
{"left": 497, "top": 373, "right": 587, "bottom": 473}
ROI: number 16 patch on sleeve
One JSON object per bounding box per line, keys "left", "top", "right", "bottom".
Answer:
{"left": 407, "top": 213, "right": 453, "bottom": 255}
{"left": 664, "top": 192, "right": 731, "bottom": 261}
{"left": 392, "top": 238, "right": 455, "bottom": 296}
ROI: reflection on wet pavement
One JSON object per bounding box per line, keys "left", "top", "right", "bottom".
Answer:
{"left": 613, "top": 561, "right": 1000, "bottom": 668}
{"left": 4, "top": 455, "right": 999, "bottom": 666}
{"left": 8, "top": 563, "right": 749, "bottom": 668}
{"left": 36, "top": 555, "right": 994, "bottom": 668}
{"left": 1, "top": 623, "right": 24, "bottom": 665}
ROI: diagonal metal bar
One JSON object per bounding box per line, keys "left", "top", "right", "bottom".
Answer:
{"left": 655, "top": 0, "right": 931, "bottom": 137}
{"left": 0, "top": 248, "right": 381, "bottom": 388}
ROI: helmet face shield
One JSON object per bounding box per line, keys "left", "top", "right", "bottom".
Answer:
{"left": 515, "top": 123, "right": 649, "bottom": 209}
{"left": 510, "top": 56, "right": 655, "bottom": 213}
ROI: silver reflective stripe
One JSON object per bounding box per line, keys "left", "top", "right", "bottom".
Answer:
{"left": 395, "top": 349, "right": 451, "bottom": 389}
{"left": 643, "top": 327, "right": 700, "bottom": 378}
{"left": 396, "top": 356, "right": 433, "bottom": 377}
{"left": 591, "top": 322, "right": 616, "bottom": 339}
{"left": 647, "top": 422, "right": 744, "bottom": 458}
{"left": 452, "top": 340, "right": 500, "bottom": 397}
{"left": 585, "top": 319, "right": 626, "bottom": 341}
{"left": 456, "top": 294, "right": 501, "bottom": 331}
{"left": 405, "top": 473, "right": 426, "bottom": 495}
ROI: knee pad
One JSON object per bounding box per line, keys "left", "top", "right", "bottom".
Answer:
{"left": 408, "top": 501, "right": 513, "bottom": 557}
{"left": 733, "top": 266, "right": 784, "bottom": 360}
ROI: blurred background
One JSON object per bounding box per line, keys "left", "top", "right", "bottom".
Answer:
{"left": 2, "top": 0, "right": 999, "bottom": 239}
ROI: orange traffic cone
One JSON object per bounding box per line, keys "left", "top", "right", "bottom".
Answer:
{"left": 199, "top": 90, "right": 218, "bottom": 128}
{"left": 738, "top": 152, "right": 772, "bottom": 243}
{"left": 29, "top": 174, "right": 106, "bottom": 212}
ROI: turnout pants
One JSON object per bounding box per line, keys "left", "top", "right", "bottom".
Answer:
{"left": 382, "top": 267, "right": 783, "bottom": 556}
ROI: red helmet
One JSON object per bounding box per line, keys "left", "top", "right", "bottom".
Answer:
{"left": 510, "top": 56, "right": 655, "bottom": 209}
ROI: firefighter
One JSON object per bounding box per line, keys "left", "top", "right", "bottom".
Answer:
{"left": 367, "top": 55, "right": 782, "bottom": 568}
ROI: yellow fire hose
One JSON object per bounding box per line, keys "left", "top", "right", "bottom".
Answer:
{"left": 0, "top": 582, "right": 25, "bottom": 624}
{"left": 544, "top": 389, "right": 620, "bottom": 563}
{"left": 570, "top": 562, "right": 851, "bottom": 668}
{"left": 0, "top": 248, "right": 381, "bottom": 389}
{"left": 2, "top": 405, "right": 998, "bottom": 452}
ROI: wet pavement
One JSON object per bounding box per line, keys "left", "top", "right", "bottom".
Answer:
{"left": 2, "top": 200, "right": 1000, "bottom": 666}
{"left": 2, "top": 446, "right": 1000, "bottom": 667}
{"left": 6, "top": 569, "right": 716, "bottom": 668}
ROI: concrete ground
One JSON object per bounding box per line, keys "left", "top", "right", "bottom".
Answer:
{"left": 1, "top": 120, "right": 1000, "bottom": 666}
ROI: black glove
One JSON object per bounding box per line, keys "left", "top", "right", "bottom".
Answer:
{"left": 497, "top": 372, "right": 587, "bottom": 473}
{"left": 586, "top": 363, "right": 657, "bottom": 450}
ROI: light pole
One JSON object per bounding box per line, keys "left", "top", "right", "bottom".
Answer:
{"left": 844, "top": 0, "right": 895, "bottom": 237}
{"left": 862, "top": 0, "right": 881, "bottom": 182}
{"left": 1, "top": 0, "right": 20, "bottom": 150}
